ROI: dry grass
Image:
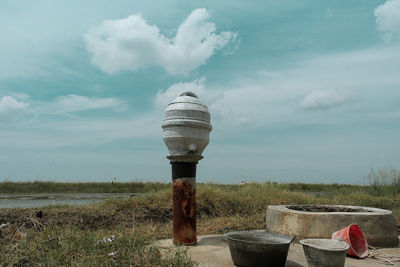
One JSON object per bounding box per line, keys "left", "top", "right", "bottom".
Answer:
{"left": 0, "top": 181, "right": 170, "bottom": 194}
{"left": 0, "top": 225, "right": 193, "bottom": 266}
{"left": 1, "top": 182, "right": 399, "bottom": 265}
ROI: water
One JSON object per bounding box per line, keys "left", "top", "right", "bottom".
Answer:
{"left": 0, "top": 193, "right": 132, "bottom": 208}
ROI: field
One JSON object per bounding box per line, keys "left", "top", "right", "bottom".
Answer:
{"left": 0, "top": 178, "right": 399, "bottom": 266}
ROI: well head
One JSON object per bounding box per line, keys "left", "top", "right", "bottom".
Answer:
{"left": 162, "top": 92, "right": 212, "bottom": 160}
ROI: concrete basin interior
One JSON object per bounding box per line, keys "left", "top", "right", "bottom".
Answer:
{"left": 287, "top": 205, "right": 370, "bottom": 213}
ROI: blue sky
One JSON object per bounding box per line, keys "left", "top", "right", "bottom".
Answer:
{"left": 1, "top": 0, "right": 399, "bottom": 184}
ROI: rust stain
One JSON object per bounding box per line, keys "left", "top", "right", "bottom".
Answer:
{"left": 173, "top": 178, "right": 196, "bottom": 245}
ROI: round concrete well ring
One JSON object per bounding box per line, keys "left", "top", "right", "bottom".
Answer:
{"left": 266, "top": 205, "right": 398, "bottom": 247}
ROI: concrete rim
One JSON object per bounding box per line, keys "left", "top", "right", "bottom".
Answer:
{"left": 224, "top": 231, "right": 293, "bottom": 245}
{"left": 299, "top": 239, "right": 350, "bottom": 252}
{"left": 275, "top": 205, "right": 393, "bottom": 215}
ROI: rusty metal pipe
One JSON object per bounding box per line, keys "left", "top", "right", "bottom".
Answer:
{"left": 171, "top": 161, "right": 197, "bottom": 245}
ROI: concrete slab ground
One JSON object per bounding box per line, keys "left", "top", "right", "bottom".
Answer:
{"left": 157, "top": 234, "right": 400, "bottom": 267}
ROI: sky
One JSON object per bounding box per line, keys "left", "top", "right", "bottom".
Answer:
{"left": 0, "top": 0, "right": 399, "bottom": 184}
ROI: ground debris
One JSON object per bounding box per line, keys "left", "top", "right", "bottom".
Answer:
{"left": 368, "top": 245, "right": 400, "bottom": 265}
{"left": 103, "top": 235, "right": 115, "bottom": 243}
{"left": 35, "top": 210, "right": 43, "bottom": 218}
{"left": 108, "top": 251, "right": 117, "bottom": 257}
{"left": 15, "top": 231, "right": 26, "bottom": 240}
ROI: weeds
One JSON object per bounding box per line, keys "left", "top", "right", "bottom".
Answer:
{"left": 0, "top": 225, "right": 194, "bottom": 266}
{"left": 367, "top": 168, "right": 400, "bottom": 196}
{"left": 0, "top": 181, "right": 170, "bottom": 194}
{"left": 0, "top": 179, "right": 399, "bottom": 266}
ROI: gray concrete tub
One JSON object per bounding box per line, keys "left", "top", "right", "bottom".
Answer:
{"left": 266, "top": 205, "right": 398, "bottom": 247}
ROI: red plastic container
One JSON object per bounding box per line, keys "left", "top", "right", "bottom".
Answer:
{"left": 331, "top": 224, "right": 368, "bottom": 258}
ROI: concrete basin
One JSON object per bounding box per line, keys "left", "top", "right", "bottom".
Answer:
{"left": 266, "top": 205, "right": 398, "bottom": 247}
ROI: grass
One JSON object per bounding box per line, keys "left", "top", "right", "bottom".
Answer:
{"left": 367, "top": 167, "right": 400, "bottom": 196}
{"left": 0, "top": 181, "right": 170, "bottom": 194}
{"left": 0, "top": 177, "right": 399, "bottom": 266}
{"left": 0, "top": 225, "right": 193, "bottom": 266}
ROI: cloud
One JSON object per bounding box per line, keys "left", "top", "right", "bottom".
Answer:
{"left": 0, "top": 96, "right": 29, "bottom": 118}
{"left": 156, "top": 77, "right": 253, "bottom": 126}
{"left": 375, "top": 0, "right": 400, "bottom": 40}
{"left": 55, "top": 95, "right": 125, "bottom": 113}
{"left": 180, "top": 46, "right": 400, "bottom": 129}
{"left": 155, "top": 77, "right": 209, "bottom": 108}
{"left": 11, "top": 93, "right": 30, "bottom": 101}
{"left": 300, "top": 90, "right": 355, "bottom": 110}
{"left": 85, "top": 8, "right": 237, "bottom": 75}
{"left": 0, "top": 94, "right": 125, "bottom": 122}
{"left": 0, "top": 113, "right": 161, "bottom": 150}
{"left": 0, "top": 95, "right": 140, "bottom": 148}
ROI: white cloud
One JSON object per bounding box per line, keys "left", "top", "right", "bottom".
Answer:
{"left": 375, "top": 0, "right": 400, "bottom": 40}
{"left": 156, "top": 77, "right": 253, "bottom": 126}
{"left": 300, "top": 91, "right": 355, "bottom": 110}
{"left": 0, "top": 95, "right": 140, "bottom": 148}
{"left": 0, "top": 96, "right": 29, "bottom": 118}
{"left": 0, "top": 113, "right": 161, "bottom": 149}
{"left": 85, "top": 8, "right": 237, "bottom": 75}
{"left": 11, "top": 93, "right": 30, "bottom": 101}
{"left": 0, "top": 94, "right": 125, "bottom": 122}
{"left": 176, "top": 46, "right": 400, "bottom": 129}
{"left": 155, "top": 77, "right": 209, "bottom": 108}
{"left": 55, "top": 95, "right": 124, "bottom": 113}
